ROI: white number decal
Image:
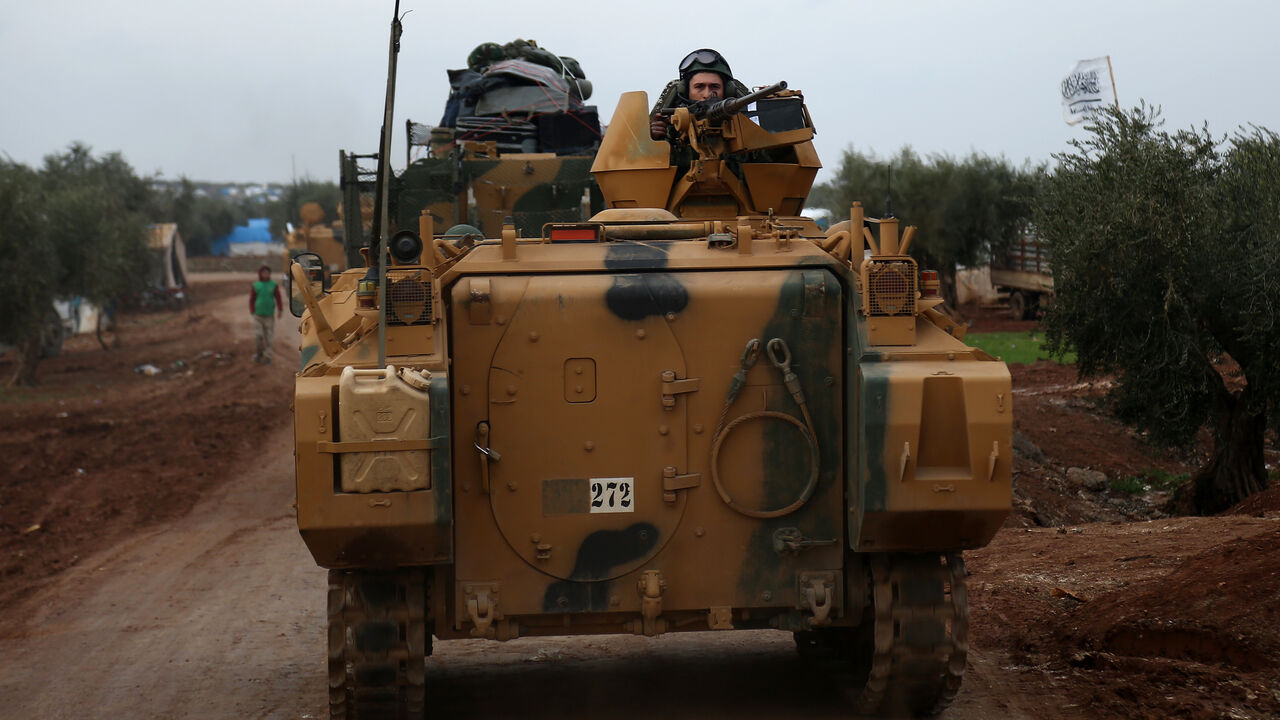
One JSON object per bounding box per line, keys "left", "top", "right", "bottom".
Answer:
{"left": 588, "top": 477, "right": 634, "bottom": 513}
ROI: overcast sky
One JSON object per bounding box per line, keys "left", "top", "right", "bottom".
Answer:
{"left": 3, "top": 0, "right": 1277, "bottom": 186}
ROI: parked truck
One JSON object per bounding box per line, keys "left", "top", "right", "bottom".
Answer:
{"left": 989, "top": 232, "right": 1053, "bottom": 320}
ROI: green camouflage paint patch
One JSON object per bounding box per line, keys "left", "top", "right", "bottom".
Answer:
{"left": 735, "top": 268, "right": 843, "bottom": 601}
{"left": 858, "top": 366, "right": 890, "bottom": 514}
{"left": 429, "top": 378, "right": 454, "bottom": 557}
{"left": 300, "top": 344, "right": 320, "bottom": 372}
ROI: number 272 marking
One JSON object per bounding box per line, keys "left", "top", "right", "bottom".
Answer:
{"left": 589, "top": 479, "right": 633, "bottom": 513}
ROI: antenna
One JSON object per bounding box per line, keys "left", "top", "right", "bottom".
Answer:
{"left": 374, "top": 0, "right": 404, "bottom": 368}
{"left": 884, "top": 163, "right": 894, "bottom": 218}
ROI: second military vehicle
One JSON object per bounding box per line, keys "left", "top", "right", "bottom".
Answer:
{"left": 291, "top": 12, "right": 1012, "bottom": 719}
{"left": 335, "top": 38, "right": 605, "bottom": 271}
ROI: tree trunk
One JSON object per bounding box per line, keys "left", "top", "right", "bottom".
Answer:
{"left": 95, "top": 305, "right": 118, "bottom": 351}
{"left": 7, "top": 333, "right": 42, "bottom": 386}
{"left": 1171, "top": 387, "right": 1269, "bottom": 515}
{"left": 939, "top": 266, "right": 959, "bottom": 310}
{"left": 920, "top": 252, "right": 961, "bottom": 310}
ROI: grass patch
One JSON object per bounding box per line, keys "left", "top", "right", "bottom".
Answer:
{"left": 1109, "top": 468, "right": 1191, "bottom": 495}
{"left": 1144, "top": 468, "right": 1192, "bottom": 492}
{"left": 1108, "top": 476, "right": 1148, "bottom": 495}
{"left": 965, "top": 331, "right": 1075, "bottom": 365}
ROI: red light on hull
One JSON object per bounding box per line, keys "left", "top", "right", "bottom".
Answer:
{"left": 549, "top": 228, "right": 599, "bottom": 242}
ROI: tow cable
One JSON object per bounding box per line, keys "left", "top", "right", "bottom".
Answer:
{"left": 710, "top": 337, "right": 820, "bottom": 519}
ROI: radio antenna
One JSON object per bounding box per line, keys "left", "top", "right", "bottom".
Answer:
{"left": 374, "top": 0, "right": 404, "bottom": 368}
{"left": 884, "top": 163, "right": 894, "bottom": 219}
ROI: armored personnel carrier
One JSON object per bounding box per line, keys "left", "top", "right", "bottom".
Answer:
{"left": 283, "top": 202, "right": 350, "bottom": 275}
{"left": 292, "top": 15, "right": 1012, "bottom": 719}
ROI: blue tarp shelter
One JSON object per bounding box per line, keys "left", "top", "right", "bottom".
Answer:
{"left": 210, "top": 218, "right": 282, "bottom": 256}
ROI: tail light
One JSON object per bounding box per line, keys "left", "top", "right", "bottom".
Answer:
{"left": 543, "top": 223, "right": 603, "bottom": 242}
{"left": 920, "top": 270, "right": 940, "bottom": 297}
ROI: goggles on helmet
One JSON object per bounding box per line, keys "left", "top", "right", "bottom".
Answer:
{"left": 679, "top": 48, "right": 725, "bottom": 74}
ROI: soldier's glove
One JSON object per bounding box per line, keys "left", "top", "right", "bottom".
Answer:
{"left": 649, "top": 115, "right": 668, "bottom": 141}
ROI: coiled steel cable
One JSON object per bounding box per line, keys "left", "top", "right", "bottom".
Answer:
{"left": 710, "top": 337, "right": 820, "bottom": 519}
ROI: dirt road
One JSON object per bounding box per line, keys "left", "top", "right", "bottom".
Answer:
{"left": 0, "top": 283, "right": 327, "bottom": 719}
{"left": 0, "top": 423, "right": 327, "bottom": 719}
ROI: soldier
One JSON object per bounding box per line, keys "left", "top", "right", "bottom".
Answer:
{"left": 649, "top": 48, "right": 750, "bottom": 141}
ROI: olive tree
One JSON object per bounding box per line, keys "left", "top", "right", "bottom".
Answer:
{"left": 42, "top": 145, "right": 154, "bottom": 314}
{"left": 1036, "top": 105, "right": 1278, "bottom": 514}
{"left": 0, "top": 161, "right": 60, "bottom": 385}
{"left": 0, "top": 145, "right": 153, "bottom": 385}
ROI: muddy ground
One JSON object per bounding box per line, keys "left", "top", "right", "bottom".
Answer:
{"left": 0, "top": 282, "right": 1277, "bottom": 719}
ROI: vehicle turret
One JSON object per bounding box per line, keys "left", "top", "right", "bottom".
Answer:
{"left": 593, "top": 83, "right": 820, "bottom": 221}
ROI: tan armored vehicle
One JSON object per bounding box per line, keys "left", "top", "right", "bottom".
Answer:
{"left": 291, "top": 17, "right": 1012, "bottom": 718}
{"left": 284, "top": 202, "right": 351, "bottom": 274}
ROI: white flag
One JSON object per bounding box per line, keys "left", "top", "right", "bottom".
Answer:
{"left": 1061, "top": 56, "right": 1116, "bottom": 125}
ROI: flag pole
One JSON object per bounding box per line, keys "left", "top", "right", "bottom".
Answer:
{"left": 1106, "top": 55, "right": 1118, "bottom": 108}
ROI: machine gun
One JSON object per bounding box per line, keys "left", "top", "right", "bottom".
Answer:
{"left": 687, "top": 81, "right": 787, "bottom": 123}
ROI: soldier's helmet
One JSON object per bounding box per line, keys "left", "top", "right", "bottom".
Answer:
{"left": 678, "top": 48, "right": 733, "bottom": 84}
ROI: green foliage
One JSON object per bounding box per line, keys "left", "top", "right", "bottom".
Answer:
{"left": 1035, "top": 105, "right": 1280, "bottom": 448}
{"left": 1107, "top": 475, "right": 1147, "bottom": 495}
{"left": 40, "top": 144, "right": 154, "bottom": 309}
{"left": 1109, "top": 468, "right": 1190, "bottom": 495}
{"left": 1145, "top": 468, "right": 1192, "bottom": 492}
{"left": 0, "top": 161, "right": 59, "bottom": 346}
{"left": 809, "top": 146, "right": 1040, "bottom": 303}
{"left": 1036, "top": 104, "right": 1279, "bottom": 512}
{"left": 964, "top": 331, "right": 1075, "bottom": 365}
{"left": 0, "top": 144, "right": 155, "bottom": 384}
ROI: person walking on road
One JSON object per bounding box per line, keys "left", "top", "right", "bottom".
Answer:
{"left": 250, "top": 264, "right": 283, "bottom": 364}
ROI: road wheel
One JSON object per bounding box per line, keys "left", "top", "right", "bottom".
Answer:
{"left": 849, "top": 553, "right": 969, "bottom": 717}
{"left": 1008, "top": 291, "right": 1030, "bottom": 320}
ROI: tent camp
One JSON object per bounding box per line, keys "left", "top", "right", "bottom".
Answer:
{"left": 147, "top": 223, "right": 188, "bottom": 290}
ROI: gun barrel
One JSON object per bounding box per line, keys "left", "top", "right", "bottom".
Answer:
{"left": 707, "top": 81, "right": 788, "bottom": 123}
